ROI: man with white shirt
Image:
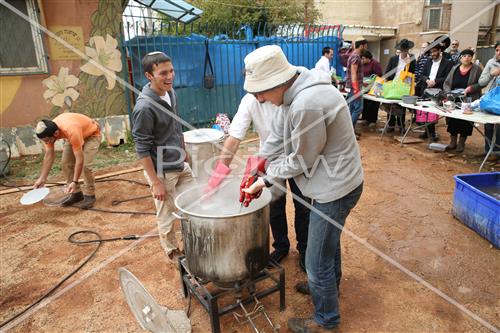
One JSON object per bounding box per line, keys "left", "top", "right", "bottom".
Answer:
{"left": 132, "top": 51, "right": 194, "bottom": 263}
{"left": 416, "top": 43, "right": 453, "bottom": 141}
{"left": 215, "top": 93, "right": 311, "bottom": 270}
{"left": 314, "top": 46, "right": 333, "bottom": 74}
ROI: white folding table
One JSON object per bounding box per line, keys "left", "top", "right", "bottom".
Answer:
{"left": 399, "top": 101, "right": 500, "bottom": 172}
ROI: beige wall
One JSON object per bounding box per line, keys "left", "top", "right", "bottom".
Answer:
{"left": 372, "top": 0, "right": 426, "bottom": 47}
{"left": 477, "top": 1, "right": 500, "bottom": 26}
{"left": 449, "top": 0, "right": 496, "bottom": 49}
{"left": 314, "top": 0, "right": 374, "bottom": 25}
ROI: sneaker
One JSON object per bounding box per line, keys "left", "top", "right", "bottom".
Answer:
{"left": 295, "top": 281, "right": 340, "bottom": 296}
{"left": 288, "top": 317, "right": 338, "bottom": 332}
{"left": 79, "top": 195, "right": 96, "bottom": 209}
{"left": 61, "top": 192, "right": 84, "bottom": 207}
{"left": 430, "top": 133, "right": 439, "bottom": 142}
{"left": 269, "top": 250, "right": 288, "bottom": 264}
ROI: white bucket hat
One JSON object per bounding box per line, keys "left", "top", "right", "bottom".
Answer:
{"left": 243, "top": 45, "right": 297, "bottom": 93}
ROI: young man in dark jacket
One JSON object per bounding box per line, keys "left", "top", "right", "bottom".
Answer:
{"left": 132, "top": 52, "right": 194, "bottom": 263}
{"left": 383, "top": 39, "right": 417, "bottom": 133}
{"left": 416, "top": 43, "right": 453, "bottom": 141}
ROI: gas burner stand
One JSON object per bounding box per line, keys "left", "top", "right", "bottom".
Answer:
{"left": 179, "top": 256, "right": 285, "bottom": 333}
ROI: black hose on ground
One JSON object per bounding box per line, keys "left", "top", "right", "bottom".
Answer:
{"left": 0, "top": 230, "right": 159, "bottom": 329}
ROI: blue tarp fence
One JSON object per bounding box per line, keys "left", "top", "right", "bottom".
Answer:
{"left": 123, "top": 22, "right": 344, "bottom": 125}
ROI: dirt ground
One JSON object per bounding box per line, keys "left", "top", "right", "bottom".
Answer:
{"left": 0, "top": 119, "right": 499, "bottom": 333}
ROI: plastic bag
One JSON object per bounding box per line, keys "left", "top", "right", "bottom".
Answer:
{"left": 399, "top": 63, "right": 415, "bottom": 96}
{"left": 215, "top": 113, "right": 231, "bottom": 134}
{"left": 480, "top": 86, "right": 500, "bottom": 115}
{"left": 416, "top": 110, "right": 439, "bottom": 123}
{"left": 368, "top": 76, "right": 385, "bottom": 96}
{"left": 382, "top": 78, "right": 411, "bottom": 100}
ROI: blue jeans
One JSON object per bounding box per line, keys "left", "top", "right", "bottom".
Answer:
{"left": 484, "top": 124, "right": 500, "bottom": 155}
{"left": 270, "top": 178, "right": 310, "bottom": 255}
{"left": 306, "top": 183, "right": 363, "bottom": 328}
{"left": 347, "top": 91, "right": 363, "bottom": 127}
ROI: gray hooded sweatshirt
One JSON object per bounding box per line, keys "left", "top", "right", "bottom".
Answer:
{"left": 261, "top": 68, "right": 364, "bottom": 203}
{"left": 132, "top": 83, "right": 185, "bottom": 173}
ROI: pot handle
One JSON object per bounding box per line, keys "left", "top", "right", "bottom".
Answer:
{"left": 172, "top": 211, "right": 188, "bottom": 220}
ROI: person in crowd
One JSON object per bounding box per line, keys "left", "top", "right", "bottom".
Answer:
{"left": 449, "top": 39, "right": 461, "bottom": 64}
{"left": 360, "top": 50, "right": 382, "bottom": 126}
{"left": 239, "top": 45, "right": 363, "bottom": 332}
{"left": 415, "top": 42, "right": 431, "bottom": 87}
{"left": 339, "top": 41, "right": 352, "bottom": 68}
{"left": 443, "top": 49, "right": 483, "bottom": 153}
{"left": 384, "top": 39, "right": 416, "bottom": 133}
{"left": 208, "top": 93, "right": 311, "bottom": 271}
{"left": 315, "top": 46, "right": 333, "bottom": 75}
{"left": 477, "top": 41, "right": 500, "bottom": 162}
{"left": 346, "top": 37, "right": 368, "bottom": 138}
{"left": 416, "top": 41, "right": 453, "bottom": 141}
{"left": 433, "top": 35, "right": 452, "bottom": 62}
{"left": 34, "top": 113, "right": 101, "bottom": 209}
{"left": 131, "top": 51, "right": 194, "bottom": 263}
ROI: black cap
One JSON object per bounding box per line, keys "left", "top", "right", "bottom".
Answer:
{"left": 35, "top": 119, "right": 58, "bottom": 139}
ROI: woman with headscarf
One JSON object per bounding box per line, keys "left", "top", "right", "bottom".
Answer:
{"left": 443, "top": 49, "right": 483, "bottom": 152}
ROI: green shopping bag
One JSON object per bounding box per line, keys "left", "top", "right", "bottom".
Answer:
{"left": 382, "top": 78, "right": 411, "bottom": 100}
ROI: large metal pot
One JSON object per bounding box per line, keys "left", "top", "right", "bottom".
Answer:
{"left": 174, "top": 180, "right": 271, "bottom": 283}
{"left": 183, "top": 128, "right": 224, "bottom": 181}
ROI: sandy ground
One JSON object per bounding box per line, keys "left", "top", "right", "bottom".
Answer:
{"left": 0, "top": 119, "right": 499, "bottom": 333}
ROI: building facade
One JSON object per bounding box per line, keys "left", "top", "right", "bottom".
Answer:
{"left": 0, "top": 0, "right": 128, "bottom": 128}
{"left": 316, "top": 0, "right": 499, "bottom": 67}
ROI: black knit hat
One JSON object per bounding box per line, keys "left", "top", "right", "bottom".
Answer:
{"left": 35, "top": 119, "right": 58, "bottom": 138}
{"left": 460, "top": 49, "right": 474, "bottom": 57}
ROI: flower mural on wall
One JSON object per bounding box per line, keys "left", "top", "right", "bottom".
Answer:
{"left": 42, "top": 67, "right": 79, "bottom": 108}
{"left": 80, "top": 34, "right": 122, "bottom": 90}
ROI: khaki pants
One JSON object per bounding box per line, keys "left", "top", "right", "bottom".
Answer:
{"left": 145, "top": 163, "right": 194, "bottom": 255}
{"left": 61, "top": 136, "right": 100, "bottom": 196}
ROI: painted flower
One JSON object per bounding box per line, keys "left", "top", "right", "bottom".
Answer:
{"left": 42, "top": 67, "right": 79, "bottom": 107}
{"left": 80, "top": 34, "right": 122, "bottom": 90}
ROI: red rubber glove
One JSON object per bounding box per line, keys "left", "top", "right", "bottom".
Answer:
{"left": 239, "top": 156, "right": 267, "bottom": 207}
{"left": 203, "top": 161, "right": 231, "bottom": 197}
{"left": 352, "top": 81, "right": 360, "bottom": 95}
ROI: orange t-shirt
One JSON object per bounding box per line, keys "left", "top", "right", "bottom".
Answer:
{"left": 46, "top": 113, "right": 100, "bottom": 151}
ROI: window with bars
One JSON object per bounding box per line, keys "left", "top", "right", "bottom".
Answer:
{"left": 0, "top": 0, "right": 48, "bottom": 75}
{"left": 424, "top": 0, "right": 451, "bottom": 31}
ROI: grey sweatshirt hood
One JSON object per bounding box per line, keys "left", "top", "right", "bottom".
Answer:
{"left": 261, "top": 67, "right": 364, "bottom": 203}
{"left": 283, "top": 67, "right": 332, "bottom": 106}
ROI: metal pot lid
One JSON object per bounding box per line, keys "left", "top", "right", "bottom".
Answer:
{"left": 183, "top": 128, "right": 224, "bottom": 144}
{"left": 119, "top": 268, "right": 173, "bottom": 333}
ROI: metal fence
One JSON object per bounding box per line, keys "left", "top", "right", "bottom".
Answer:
{"left": 122, "top": 7, "right": 344, "bottom": 126}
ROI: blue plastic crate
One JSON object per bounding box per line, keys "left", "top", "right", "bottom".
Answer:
{"left": 452, "top": 172, "right": 500, "bottom": 248}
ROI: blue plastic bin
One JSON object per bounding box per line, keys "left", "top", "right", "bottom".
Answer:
{"left": 452, "top": 172, "right": 500, "bottom": 248}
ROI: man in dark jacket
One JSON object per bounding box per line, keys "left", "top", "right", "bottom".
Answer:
{"left": 383, "top": 39, "right": 416, "bottom": 132}
{"left": 416, "top": 42, "right": 453, "bottom": 141}
{"left": 132, "top": 51, "right": 194, "bottom": 263}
